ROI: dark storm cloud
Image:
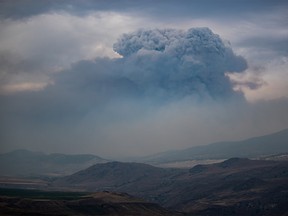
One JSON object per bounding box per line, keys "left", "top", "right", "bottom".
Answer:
{"left": 1, "top": 0, "right": 286, "bottom": 20}
{"left": 0, "top": 0, "right": 156, "bottom": 19}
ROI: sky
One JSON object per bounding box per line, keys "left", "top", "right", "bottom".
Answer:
{"left": 0, "top": 0, "right": 288, "bottom": 158}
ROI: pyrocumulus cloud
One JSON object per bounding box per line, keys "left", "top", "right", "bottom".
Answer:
{"left": 112, "top": 28, "right": 247, "bottom": 100}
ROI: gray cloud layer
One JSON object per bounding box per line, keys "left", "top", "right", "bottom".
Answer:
{"left": 1, "top": 0, "right": 286, "bottom": 20}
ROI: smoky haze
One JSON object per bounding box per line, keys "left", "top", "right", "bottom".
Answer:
{"left": 1, "top": 27, "right": 288, "bottom": 158}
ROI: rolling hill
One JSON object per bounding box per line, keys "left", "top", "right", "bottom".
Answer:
{"left": 54, "top": 161, "right": 184, "bottom": 193}
{"left": 53, "top": 158, "right": 288, "bottom": 215}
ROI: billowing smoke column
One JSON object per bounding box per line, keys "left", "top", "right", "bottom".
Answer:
{"left": 113, "top": 27, "right": 247, "bottom": 100}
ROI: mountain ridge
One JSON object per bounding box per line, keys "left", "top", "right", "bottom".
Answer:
{"left": 141, "top": 128, "right": 288, "bottom": 163}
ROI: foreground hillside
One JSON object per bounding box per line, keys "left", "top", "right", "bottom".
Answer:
{"left": 54, "top": 158, "right": 288, "bottom": 215}
{"left": 0, "top": 189, "right": 181, "bottom": 216}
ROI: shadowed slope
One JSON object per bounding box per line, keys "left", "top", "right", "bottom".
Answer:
{"left": 0, "top": 189, "right": 181, "bottom": 216}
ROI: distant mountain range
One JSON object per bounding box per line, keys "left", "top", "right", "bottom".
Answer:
{"left": 53, "top": 158, "right": 288, "bottom": 215}
{"left": 1, "top": 128, "right": 288, "bottom": 177}
{"left": 0, "top": 149, "right": 108, "bottom": 177}
{"left": 141, "top": 128, "right": 288, "bottom": 163}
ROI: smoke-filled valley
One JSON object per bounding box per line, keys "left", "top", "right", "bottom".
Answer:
{"left": 1, "top": 129, "right": 288, "bottom": 215}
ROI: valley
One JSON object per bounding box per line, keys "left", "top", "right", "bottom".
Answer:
{"left": 1, "top": 158, "right": 288, "bottom": 215}
{"left": 1, "top": 129, "right": 288, "bottom": 215}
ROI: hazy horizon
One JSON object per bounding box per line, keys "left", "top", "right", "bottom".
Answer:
{"left": 1, "top": 0, "right": 288, "bottom": 158}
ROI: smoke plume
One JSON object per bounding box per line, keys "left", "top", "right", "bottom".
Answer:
{"left": 113, "top": 27, "right": 247, "bottom": 100}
